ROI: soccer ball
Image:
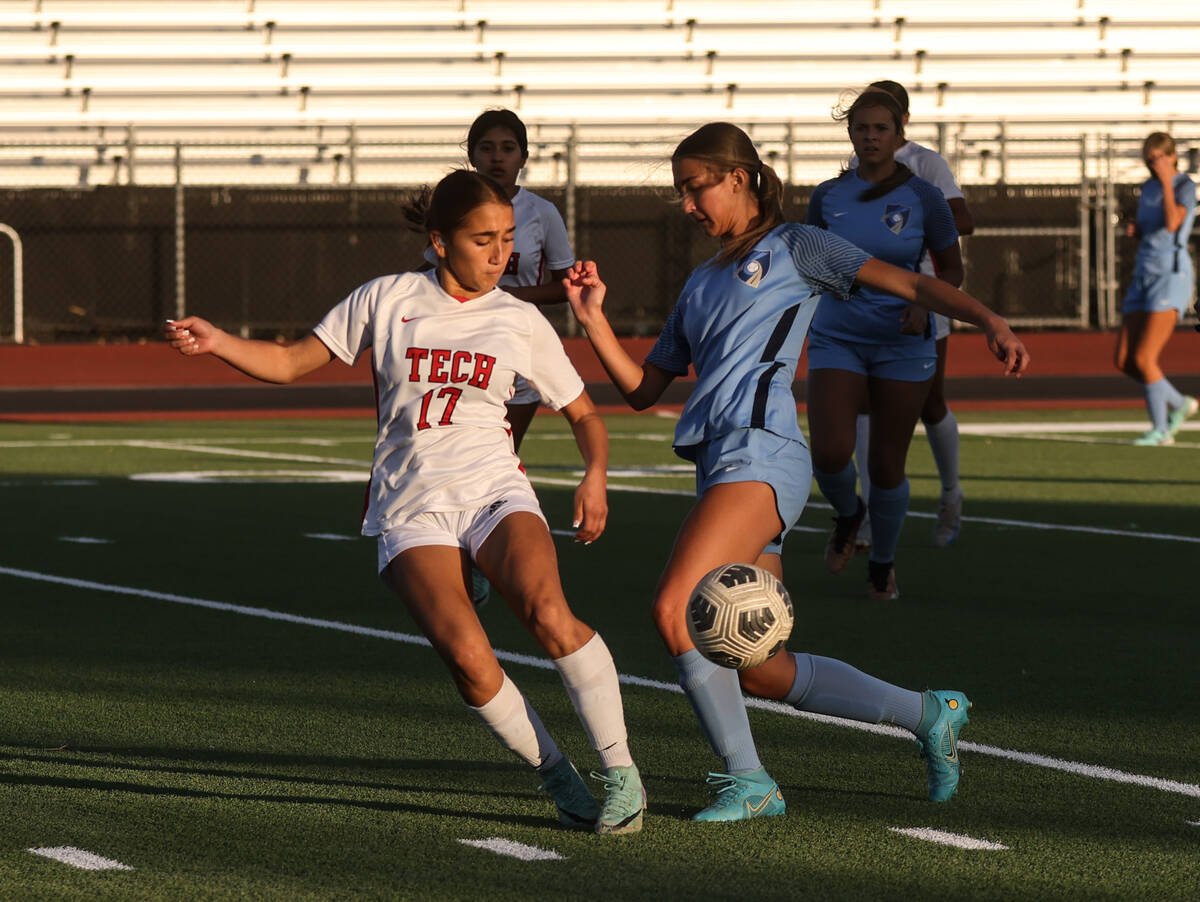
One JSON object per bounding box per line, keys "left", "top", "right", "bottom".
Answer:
{"left": 686, "top": 563, "right": 794, "bottom": 670}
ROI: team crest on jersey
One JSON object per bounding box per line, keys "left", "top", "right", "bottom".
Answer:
{"left": 736, "top": 250, "right": 771, "bottom": 287}
{"left": 883, "top": 204, "right": 911, "bottom": 235}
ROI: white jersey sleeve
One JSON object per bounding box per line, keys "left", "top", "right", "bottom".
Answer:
{"left": 522, "top": 310, "right": 585, "bottom": 409}
{"left": 895, "top": 141, "right": 964, "bottom": 201}
{"left": 313, "top": 276, "right": 392, "bottom": 364}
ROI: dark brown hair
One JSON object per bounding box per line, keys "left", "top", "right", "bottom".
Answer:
{"left": 834, "top": 88, "right": 913, "bottom": 201}
{"left": 672, "top": 122, "right": 785, "bottom": 266}
{"left": 466, "top": 108, "right": 529, "bottom": 161}
{"left": 402, "top": 169, "right": 512, "bottom": 237}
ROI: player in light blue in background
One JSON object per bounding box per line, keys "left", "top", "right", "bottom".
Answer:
{"left": 848, "top": 80, "right": 977, "bottom": 551}
{"left": 1114, "top": 131, "right": 1199, "bottom": 446}
{"left": 566, "top": 122, "right": 1029, "bottom": 822}
{"left": 806, "top": 87, "right": 965, "bottom": 600}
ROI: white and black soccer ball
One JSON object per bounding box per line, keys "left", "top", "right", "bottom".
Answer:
{"left": 686, "top": 563, "right": 794, "bottom": 670}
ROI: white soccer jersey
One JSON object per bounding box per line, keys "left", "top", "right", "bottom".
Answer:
{"left": 313, "top": 270, "right": 585, "bottom": 534}
{"left": 423, "top": 187, "right": 574, "bottom": 287}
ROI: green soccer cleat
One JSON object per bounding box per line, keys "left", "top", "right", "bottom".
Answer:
{"left": 1132, "top": 429, "right": 1174, "bottom": 447}
{"left": 592, "top": 764, "right": 646, "bottom": 835}
{"left": 692, "top": 767, "right": 786, "bottom": 822}
{"left": 1167, "top": 396, "right": 1199, "bottom": 437}
{"left": 538, "top": 757, "right": 600, "bottom": 830}
{"left": 915, "top": 690, "right": 971, "bottom": 802}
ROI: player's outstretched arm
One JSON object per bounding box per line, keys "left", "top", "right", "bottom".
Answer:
{"left": 164, "top": 316, "right": 332, "bottom": 384}
{"left": 854, "top": 259, "right": 1031, "bottom": 376}
{"left": 564, "top": 260, "right": 675, "bottom": 410}
{"left": 560, "top": 390, "right": 608, "bottom": 544}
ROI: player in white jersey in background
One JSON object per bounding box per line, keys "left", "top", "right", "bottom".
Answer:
{"left": 164, "top": 169, "right": 646, "bottom": 836}
{"left": 565, "top": 122, "right": 1028, "bottom": 821}
{"left": 424, "top": 109, "right": 576, "bottom": 608}
{"left": 847, "top": 81, "right": 976, "bottom": 550}
{"left": 424, "top": 109, "right": 575, "bottom": 453}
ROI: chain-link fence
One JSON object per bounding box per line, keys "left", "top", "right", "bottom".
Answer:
{"left": 0, "top": 136, "right": 1196, "bottom": 343}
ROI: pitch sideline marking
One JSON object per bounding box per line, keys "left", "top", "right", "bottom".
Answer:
{"left": 28, "top": 846, "right": 133, "bottom": 871}
{"left": 2, "top": 564, "right": 1197, "bottom": 802}
{"left": 457, "top": 838, "right": 564, "bottom": 861}
{"left": 887, "top": 828, "right": 1009, "bottom": 851}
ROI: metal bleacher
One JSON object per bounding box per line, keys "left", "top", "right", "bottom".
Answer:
{"left": 0, "top": 0, "right": 1197, "bottom": 186}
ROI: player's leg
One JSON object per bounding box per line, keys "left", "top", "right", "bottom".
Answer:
{"left": 807, "top": 367, "right": 869, "bottom": 573}
{"left": 854, "top": 405, "right": 873, "bottom": 550}
{"left": 656, "top": 479, "right": 788, "bottom": 820}
{"left": 386, "top": 543, "right": 601, "bottom": 825}
{"left": 477, "top": 510, "right": 644, "bottom": 833}
{"left": 864, "top": 372, "right": 931, "bottom": 599}
{"left": 921, "top": 334, "right": 963, "bottom": 547}
{"left": 1130, "top": 308, "right": 1181, "bottom": 443}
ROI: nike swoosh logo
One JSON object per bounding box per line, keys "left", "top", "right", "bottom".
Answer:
{"left": 923, "top": 361, "right": 935, "bottom": 369}
{"left": 829, "top": 211, "right": 848, "bottom": 218}
{"left": 401, "top": 316, "right": 416, "bottom": 322}
{"left": 745, "top": 791, "right": 776, "bottom": 816}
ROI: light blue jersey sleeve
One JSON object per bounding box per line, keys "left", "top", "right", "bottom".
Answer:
{"left": 781, "top": 223, "right": 870, "bottom": 300}
{"left": 912, "top": 178, "right": 959, "bottom": 254}
{"left": 645, "top": 300, "right": 691, "bottom": 376}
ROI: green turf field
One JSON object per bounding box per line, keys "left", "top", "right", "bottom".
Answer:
{"left": 1, "top": 412, "right": 1197, "bottom": 900}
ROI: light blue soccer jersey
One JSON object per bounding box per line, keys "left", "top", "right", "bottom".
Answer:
{"left": 807, "top": 170, "right": 958, "bottom": 345}
{"left": 1134, "top": 173, "right": 1197, "bottom": 276}
{"left": 646, "top": 223, "right": 869, "bottom": 459}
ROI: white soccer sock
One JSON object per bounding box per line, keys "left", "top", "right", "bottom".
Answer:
{"left": 468, "top": 672, "right": 561, "bottom": 770}
{"left": 925, "top": 410, "right": 961, "bottom": 498}
{"left": 855, "top": 413, "right": 872, "bottom": 504}
{"left": 554, "top": 633, "right": 633, "bottom": 770}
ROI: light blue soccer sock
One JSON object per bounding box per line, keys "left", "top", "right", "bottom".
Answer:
{"left": 866, "top": 479, "right": 909, "bottom": 564}
{"left": 1159, "top": 378, "right": 1186, "bottom": 411}
{"left": 785, "top": 653, "right": 923, "bottom": 730}
{"left": 815, "top": 460, "right": 861, "bottom": 518}
{"left": 854, "top": 414, "right": 872, "bottom": 504}
{"left": 924, "top": 411, "right": 961, "bottom": 496}
{"left": 1144, "top": 379, "right": 1171, "bottom": 432}
{"left": 674, "top": 649, "right": 762, "bottom": 775}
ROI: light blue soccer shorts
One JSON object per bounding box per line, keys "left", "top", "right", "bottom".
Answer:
{"left": 692, "top": 427, "right": 811, "bottom": 556}
{"left": 806, "top": 331, "right": 937, "bottom": 382}
{"left": 1122, "top": 267, "right": 1195, "bottom": 316}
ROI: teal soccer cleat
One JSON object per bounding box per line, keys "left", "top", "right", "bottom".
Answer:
{"left": 1132, "top": 429, "right": 1174, "bottom": 447}
{"left": 592, "top": 764, "right": 646, "bottom": 835}
{"left": 915, "top": 690, "right": 971, "bottom": 802}
{"left": 538, "top": 757, "right": 600, "bottom": 830}
{"left": 1167, "top": 396, "right": 1199, "bottom": 437}
{"left": 692, "top": 767, "right": 785, "bottom": 822}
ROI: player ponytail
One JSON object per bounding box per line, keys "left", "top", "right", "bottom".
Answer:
{"left": 402, "top": 168, "right": 512, "bottom": 238}
{"left": 672, "top": 122, "right": 784, "bottom": 267}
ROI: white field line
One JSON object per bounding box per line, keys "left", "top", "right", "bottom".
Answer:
{"left": 8, "top": 426, "right": 1194, "bottom": 543}
{"left": 887, "top": 828, "right": 1009, "bottom": 851}
{"left": 28, "top": 846, "right": 133, "bottom": 871}
{"left": 58, "top": 536, "right": 112, "bottom": 545}
{"left": 2, "top": 564, "right": 1197, "bottom": 801}
{"left": 303, "top": 533, "right": 359, "bottom": 542}
{"left": 457, "top": 838, "right": 564, "bottom": 861}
